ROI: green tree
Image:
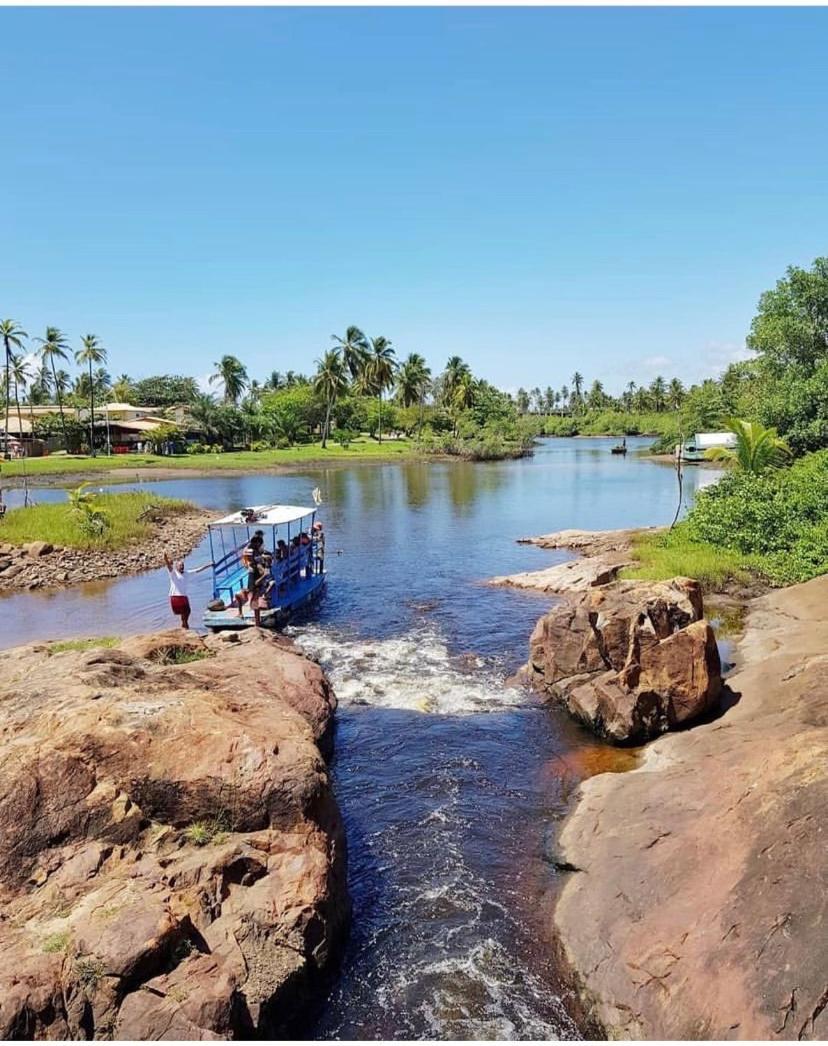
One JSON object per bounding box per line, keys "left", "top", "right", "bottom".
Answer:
{"left": 35, "top": 327, "right": 71, "bottom": 448}
{"left": 7, "top": 353, "right": 31, "bottom": 455}
{"left": 112, "top": 373, "right": 133, "bottom": 402}
{"left": 314, "top": 349, "right": 349, "bottom": 448}
{"left": 747, "top": 257, "right": 828, "bottom": 373}
{"left": 331, "top": 326, "right": 369, "bottom": 382}
{"left": 649, "top": 375, "right": 667, "bottom": 412}
{"left": 210, "top": 355, "right": 248, "bottom": 405}
{"left": 131, "top": 375, "right": 198, "bottom": 407}
{"left": 364, "top": 336, "right": 397, "bottom": 443}
{"left": 75, "top": 334, "right": 108, "bottom": 456}
{"left": 571, "top": 371, "right": 584, "bottom": 412}
{"left": 396, "top": 353, "right": 432, "bottom": 437}
{"left": 668, "top": 377, "right": 685, "bottom": 411}
{"left": 0, "top": 320, "right": 27, "bottom": 459}
{"left": 516, "top": 388, "right": 530, "bottom": 415}
{"left": 706, "top": 417, "right": 791, "bottom": 474}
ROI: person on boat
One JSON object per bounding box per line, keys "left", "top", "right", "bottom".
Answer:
{"left": 312, "top": 521, "right": 325, "bottom": 572}
{"left": 163, "top": 551, "right": 210, "bottom": 630}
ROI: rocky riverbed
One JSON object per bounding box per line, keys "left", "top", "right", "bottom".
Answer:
{"left": 0, "top": 508, "right": 211, "bottom": 593}
{"left": 0, "top": 628, "right": 349, "bottom": 1039}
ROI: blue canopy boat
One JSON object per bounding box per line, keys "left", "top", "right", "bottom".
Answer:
{"left": 202, "top": 503, "right": 326, "bottom": 631}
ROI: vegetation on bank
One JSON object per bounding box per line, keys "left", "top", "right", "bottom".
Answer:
{"left": 625, "top": 449, "right": 828, "bottom": 589}
{"left": 539, "top": 410, "right": 678, "bottom": 438}
{"left": 0, "top": 491, "right": 195, "bottom": 549}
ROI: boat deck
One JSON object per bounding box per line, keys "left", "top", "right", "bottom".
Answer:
{"left": 203, "top": 571, "right": 326, "bottom": 631}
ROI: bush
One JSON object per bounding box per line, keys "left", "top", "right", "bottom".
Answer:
{"left": 687, "top": 450, "right": 828, "bottom": 584}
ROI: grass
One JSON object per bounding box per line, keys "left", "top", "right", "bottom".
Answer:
{"left": 0, "top": 492, "right": 195, "bottom": 550}
{"left": 183, "top": 817, "right": 227, "bottom": 847}
{"left": 1, "top": 437, "right": 415, "bottom": 479}
{"left": 47, "top": 637, "right": 119, "bottom": 654}
{"left": 153, "top": 647, "right": 212, "bottom": 665}
{"left": 75, "top": 955, "right": 106, "bottom": 990}
{"left": 621, "top": 524, "right": 762, "bottom": 591}
{"left": 42, "top": 931, "right": 71, "bottom": 954}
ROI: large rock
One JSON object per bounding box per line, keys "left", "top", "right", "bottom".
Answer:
{"left": 526, "top": 578, "right": 721, "bottom": 742}
{"left": 554, "top": 574, "right": 828, "bottom": 1039}
{"left": 0, "top": 629, "right": 348, "bottom": 1040}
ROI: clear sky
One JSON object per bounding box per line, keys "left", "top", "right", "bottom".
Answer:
{"left": 3, "top": 7, "right": 827, "bottom": 394}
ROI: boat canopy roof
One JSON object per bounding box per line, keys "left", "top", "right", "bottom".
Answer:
{"left": 208, "top": 504, "right": 316, "bottom": 528}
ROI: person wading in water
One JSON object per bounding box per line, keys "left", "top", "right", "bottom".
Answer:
{"left": 163, "top": 551, "right": 210, "bottom": 629}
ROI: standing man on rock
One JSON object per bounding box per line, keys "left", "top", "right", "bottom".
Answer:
{"left": 163, "top": 551, "right": 210, "bottom": 629}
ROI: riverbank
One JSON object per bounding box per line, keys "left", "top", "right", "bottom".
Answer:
{"left": 0, "top": 627, "right": 349, "bottom": 1038}
{"left": 0, "top": 437, "right": 533, "bottom": 489}
{"left": 0, "top": 498, "right": 210, "bottom": 592}
{"left": 553, "top": 573, "right": 828, "bottom": 1038}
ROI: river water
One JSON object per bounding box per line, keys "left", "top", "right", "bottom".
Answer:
{"left": 0, "top": 438, "right": 719, "bottom": 1039}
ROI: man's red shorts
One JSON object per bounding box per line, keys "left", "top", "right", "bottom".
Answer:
{"left": 170, "top": 595, "right": 191, "bottom": 616}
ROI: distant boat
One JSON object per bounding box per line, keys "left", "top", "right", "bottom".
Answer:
{"left": 611, "top": 438, "right": 628, "bottom": 455}
{"left": 202, "top": 504, "right": 326, "bottom": 631}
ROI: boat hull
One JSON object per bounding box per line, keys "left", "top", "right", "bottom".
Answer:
{"left": 202, "top": 573, "right": 327, "bottom": 631}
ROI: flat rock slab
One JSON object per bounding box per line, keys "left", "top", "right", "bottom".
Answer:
{"left": 554, "top": 574, "right": 828, "bottom": 1039}
{"left": 490, "top": 552, "right": 630, "bottom": 594}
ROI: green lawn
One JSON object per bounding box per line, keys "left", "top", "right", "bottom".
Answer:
{"left": 1, "top": 438, "right": 415, "bottom": 479}
{"left": 0, "top": 492, "right": 195, "bottom": 549}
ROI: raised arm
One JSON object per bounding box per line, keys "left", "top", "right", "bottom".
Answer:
{"left": 163, "top": 551, "right": 173, "bottom": 571}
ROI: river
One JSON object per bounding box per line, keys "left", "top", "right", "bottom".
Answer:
{"left": 0, "top": 438, "right": 719, "bottom": 1039}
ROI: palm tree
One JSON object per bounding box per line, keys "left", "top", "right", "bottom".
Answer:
{"left": 650, "top": 375, "right": 667, "bottom": 413}
{"left": 332, "top": 326, "right": 369, "bottom": 382}
{"left": 35, "top": 327, "right": 71, "bottom": 448}
{"left": 668, "top": 377, "right": 685, "bottom": 411}
{"left": 571, "top": 372, "right": 584, "bottom": 412}
{"left": 210, "top": 355, "right": 248, "bottom": 405}
{"left": 7, "top": 353, "right": 32, "bottom": 455}
{"left": 362, "top": 336, "right": 396, "bottom": 443}
{"left": 189, "top": 393, "right": 220, "bottom": 443}
{"left": 516, "top": 388, "right": 530, "bottom": 415}
{"left": 264, "top": 371, "right": 285, "bottom": 392}
{"left": 112, "top": 373, "right": 133, "bottom": 402}
{"left": 75, "top": 334, "right": 108, "bottom": 456}
{"left": 313, "top": 349, "right": 349, "bottom": 448}
{"left": 0, "top": 320, "right": 27, "bottom": 459}
{"left": 449, "top": 371, "right": 475, "bottom": 435}
{"left": 626, "top": 381, "right": 637, "bottom": 413}
{"left": 396, "top": 353, "right": 432, "bottom": 437}
{"left": 706, "top": 418, "right": 791, "bottom": 474}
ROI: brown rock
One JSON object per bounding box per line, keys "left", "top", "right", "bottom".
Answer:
{"left": 526, "top": 578, "right": 721, "bottom": 743}
{"left": 23, "top": 541, "right": 54, "bottom": 557}
{"left": 0, "top": 630, "right": 348, "bottom": 1039}
{"left": 554, "top": 574, "right": 828, "bottom": 1039}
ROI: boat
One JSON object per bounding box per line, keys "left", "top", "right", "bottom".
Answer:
{"left": 611, "top": 438, "right": 628, "bottom": 455}
{"left": 681, "top": 431, "right": 737, "bottom": 463}
{"left": 202, "top": 504, "right": 326, "bottom": 631}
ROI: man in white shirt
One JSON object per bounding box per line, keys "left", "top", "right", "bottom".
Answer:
{"left": 163, "top": 551, "right": 210, "bottom": 629}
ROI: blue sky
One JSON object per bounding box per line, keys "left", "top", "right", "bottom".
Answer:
{"left": 3, "top": 7, "right": 827, "bottom": 394}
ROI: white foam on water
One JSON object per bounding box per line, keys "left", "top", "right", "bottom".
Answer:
{"left": 292, "top": 623, "right": 527, "bottom": 715}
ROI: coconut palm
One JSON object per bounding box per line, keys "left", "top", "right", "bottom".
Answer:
{"left": 448, "top": 370, "right": 476, "bottom": 436}
{"left": 7, "top": 353, "right": 31, "bottom": 455}
{"left": 75, "top": 335, "right": 108, "bottom": 456}
{"left": 0, "top": 320, "right": 27, "bottom": 459}
{"left": 112, "top": 373, "right": 133, "bottom": 402}
{"left": 360, "top": 336, "right": 396, "bottom": 443}
{"left": 571, "top": 372, "right": 584, "bottom": 412}
{"left": 331, "top": 326, "right": 369, "bottom": 382}
{"left": 313, "top": 349, "right": 349, "bottom": 448}
{"left": 668, "top": 377, "right": 685, "bottom": 411}
{"left": 35, "top": 327, "right": 71, "bottom": 448}
{"left": 706, "top": 418, "right": 791, "bottom": 474}
{"left": 650, "top": 375, "right": 667, "bottom": 412}
{"left": 189, "top": 393, "right": 220, "bottom": 443}
{"left": 396, "top": 353, "right": 432, "bottom": 437}
{"left": 210, "top": 355, "right": 248, "bottom": 405}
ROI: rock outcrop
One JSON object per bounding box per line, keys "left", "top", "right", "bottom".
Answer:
{"left": 553, "top": 574, "right": 828, "bottom": 1039}
{"left": 491, "top": 528, "right": 652, "bottom": 596}
{"left": 525, "top": 578, "right": 722, "bottom": 743}
{"left": 0, "top": 629, "right": 348, "bottom": 1039}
